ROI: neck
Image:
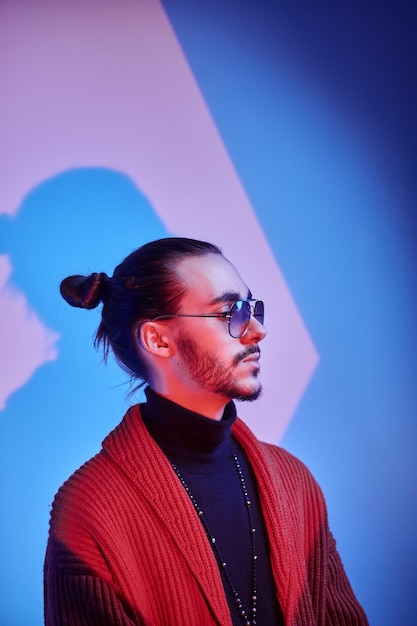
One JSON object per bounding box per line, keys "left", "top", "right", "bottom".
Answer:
{"left": 141, "top": 386, "right": 237, "bottom": 461}
{"left": 149, "top": 383, "right": 229, "bottom": 421}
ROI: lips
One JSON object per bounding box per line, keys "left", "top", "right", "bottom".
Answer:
{"left": 239, "top": 347, "right": 261, "bottom": 364}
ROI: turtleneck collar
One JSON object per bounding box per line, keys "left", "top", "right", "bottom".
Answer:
{"left": 140, "top": 386, "right": 237, "bottom": 463}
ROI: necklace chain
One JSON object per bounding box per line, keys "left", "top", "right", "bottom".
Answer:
{"left": 171, "top": 454, "right": 258, "bottom": 626}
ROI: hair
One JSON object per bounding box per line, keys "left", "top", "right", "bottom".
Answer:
{"left": 60, "top": 237, "right": 222, "bottom": 386}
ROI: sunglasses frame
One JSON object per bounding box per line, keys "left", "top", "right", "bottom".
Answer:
{"left": 151, "top": 299, "right": 264, "bottom": 338}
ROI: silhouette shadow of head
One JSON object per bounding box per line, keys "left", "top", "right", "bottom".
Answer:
{"left": 1, "top": 167, "right": 168, "bottom": 323}
{"left": 0, "top": 167, "right": 169, "bottom": 448}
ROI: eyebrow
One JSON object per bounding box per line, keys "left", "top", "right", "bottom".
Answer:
{"left": 209, "top": 289, "right": 252, "bottom": 306}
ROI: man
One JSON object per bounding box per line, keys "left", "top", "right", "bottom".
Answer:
{"left": 44, "top": 237, "right": 368, "bottom": 625}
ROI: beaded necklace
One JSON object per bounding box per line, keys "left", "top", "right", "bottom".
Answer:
{"left": 171, "top": 453, "right": 258, "bottom": 626}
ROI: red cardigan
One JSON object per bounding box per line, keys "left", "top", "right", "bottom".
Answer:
{"left": 44, "top": 404, "right": 368, "bottom": 625}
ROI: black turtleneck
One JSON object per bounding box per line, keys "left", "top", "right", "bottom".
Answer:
{"left": 141, "top": 387, "right": 283, "bottom": 626}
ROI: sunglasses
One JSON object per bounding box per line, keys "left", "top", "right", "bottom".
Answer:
{"left": 152, "top": 299, "right": 264, "bottom": 339}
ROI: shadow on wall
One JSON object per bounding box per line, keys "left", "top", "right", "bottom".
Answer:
{"left": 0, "top": 167, "right": 169, "bottom": 626}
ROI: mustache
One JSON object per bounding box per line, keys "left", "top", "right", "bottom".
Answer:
{"left": 233, "top": 345, "right": 261, "bottom": 366}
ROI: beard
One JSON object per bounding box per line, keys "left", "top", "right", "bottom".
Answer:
{"left": 176, "top": 334, "right": 262, "bottom": 402}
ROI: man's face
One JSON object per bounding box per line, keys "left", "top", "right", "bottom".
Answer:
{"left": 171, "top": 253, "right": 267, "bottom": 404}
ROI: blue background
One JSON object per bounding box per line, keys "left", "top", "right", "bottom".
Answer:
{"left": 163, "top": 2, "right": 417, "bottom": 624}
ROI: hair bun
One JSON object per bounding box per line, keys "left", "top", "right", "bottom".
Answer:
{"left": 60, "top": 272, "right": 110, "bottom": 309}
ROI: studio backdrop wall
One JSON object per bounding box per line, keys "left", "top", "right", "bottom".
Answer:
{"left": 0, "top": 1, "right": 416, "bottom": 625}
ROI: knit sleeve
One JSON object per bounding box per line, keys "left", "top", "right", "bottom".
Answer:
{"left": 325, "top": 531, "right": 369, "bottom": 626}
{"left": 44, "top": 537, "right": 140, "bottom": 626}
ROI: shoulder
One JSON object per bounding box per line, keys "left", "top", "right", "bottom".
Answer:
{"left": 48, "top": 403, "right": 173, "bottom": 539}
{"left": 233, "top": 418, "right": 324, "bottom": 496}
{"left": 259, "top": 439, "right": 311, "bottom": 474}
{"left": 49, "top": 449, "right": 119, "bottom": 534}
{"left": 49, "top": 406, "right": 140, "bottom": 533}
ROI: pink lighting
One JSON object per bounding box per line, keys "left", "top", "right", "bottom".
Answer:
{"left": 0, "top": 0, "right": 318, "bottom": 442}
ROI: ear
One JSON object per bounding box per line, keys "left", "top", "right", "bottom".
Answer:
{"left": 138, "top": 321, "right": 174, "bottom": 358}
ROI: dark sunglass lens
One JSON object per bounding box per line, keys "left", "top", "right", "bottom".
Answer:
{"left": 229, "top": 300, "right": 251, "bottom": 338}
{"left": 254, "top": 300, "right": 264, "bottom": 325}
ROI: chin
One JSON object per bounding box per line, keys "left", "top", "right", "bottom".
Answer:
{"left": 233, "top": 384, "right": 263, "bottom": 402}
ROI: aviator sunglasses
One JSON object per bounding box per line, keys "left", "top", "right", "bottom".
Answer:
{"left": 152, "top": 299, "right": 264, "bottom": 339}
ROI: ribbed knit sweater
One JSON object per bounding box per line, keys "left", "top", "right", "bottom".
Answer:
{"left": 44, "top": 400, "right": 368, "bottom": 625}
{"left": 140, "top": 388, "right": 283, "bottom": 625}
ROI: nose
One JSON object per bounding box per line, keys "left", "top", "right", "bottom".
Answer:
{"left": 242, "top": 313, "right": 267, "bottom": 344}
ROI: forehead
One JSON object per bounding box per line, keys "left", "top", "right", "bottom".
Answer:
{"left": 176, "top": 253, "right": 250, "bottom": 307}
